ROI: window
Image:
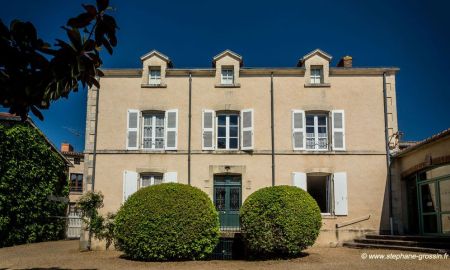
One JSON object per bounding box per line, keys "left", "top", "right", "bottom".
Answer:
{"left": 221, "top": 67, "right": 234, "bottom": 85}
{"left": 306, "top": 114, "right": 328, "bottom": 150}
{"left": 307, "top": 175, "right": 331, "bottom": 214}
{"left": 140, "top": 173, "right": 163, "bottom": 188}
{"left": 149, "top": 68, "right": 161, "bottom": 85}
{"left": 217, "top": 114, "right": 239, "bottom": 150}
{"left": 70, "top": 173, "right": 83, "bottom": 193}
{"left": 74, "top": 157, "right": 80, "bottom": 165}
{"left": 310, "top": 66, "right": 323, "bottom": 84}
{"left": 142, "top": 113, "right": 165, "bottom": 149}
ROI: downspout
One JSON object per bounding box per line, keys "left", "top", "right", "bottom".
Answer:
{"left": 382, "top": 72, "right": 394, "bottom": 235}
{"left": 270, "top": 72, "right": 275, "bottom": 186}
{"left": 188, "top": 73, "right": 192, "bottom": 185}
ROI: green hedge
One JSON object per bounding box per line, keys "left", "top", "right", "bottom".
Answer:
{"left": 114, "top": 183, "right": 219, "bottom": 261}
{"left": 240, "top": 185, "right": 322, "bottom": 258}
{"left": 0, "top": 124, "right": 68, "bottom": 247}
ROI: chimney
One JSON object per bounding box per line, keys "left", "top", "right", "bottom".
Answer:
{"left": 337, "top": 56, "right": 352, "bottom": 68}
{"left": 61, "top": 143, "right": 73, "bottom": 152}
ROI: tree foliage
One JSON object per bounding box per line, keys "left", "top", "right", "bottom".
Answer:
{"left": 0, "top": 0, "right": 118, "bottom": 120}
{"left": 0, "top": 123, "right": 68, "bottom": 247}
{"left": 240, "top": 185, "right": 322, "bottom": 258}
{"left": 114, "top": 183, "right": 220, "bottom": 261}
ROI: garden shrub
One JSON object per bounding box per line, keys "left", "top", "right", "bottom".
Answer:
{"left": 0, "top": 124, "right": 68, "bottom": 247}
{"left": 114, "top": 183, "right": 219, "bottom": 261}
{"left": 240, "top": 185, "right": 322, "bottom": 258}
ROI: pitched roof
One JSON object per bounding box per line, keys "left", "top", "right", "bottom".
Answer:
{"left": 212, "top": 49, "right": 243, "bottom": 67}
{"left": 297, "top": 48, "right": 332, "bottom": 67}
{"left": 140, "top": 50, "right": 173, "bottom": 67}
{"left": 0, "top": 113, "right": 73, "bottom": 167}
{"left": 394, "top": 128, "right": 450, "bottom": 157}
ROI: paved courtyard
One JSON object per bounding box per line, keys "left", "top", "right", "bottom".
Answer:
{"left": 0, "top": 240, "right": 449, "bottom": 270}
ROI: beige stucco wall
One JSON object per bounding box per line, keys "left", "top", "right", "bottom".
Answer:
{"left": 83, "top": 52, "right": 398, "bottom": 250}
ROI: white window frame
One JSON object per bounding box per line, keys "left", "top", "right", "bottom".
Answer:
{"left": 142, "top": 112, "right": 165, "bottom": 150}
{"left": 149, "top": 67, "right": 161, "bottom": 85}
{"left": 221, "top": 67, "right": 234, "bottom": 85}
{"left": 305, "top": 113, "right": 328, "bottom": 151}
{"left": 216, "top": 113, "right": 239, "bottom": 150}
{"left": 140, "top": 173, "right": 163, "bottom": 188}
{"left": 310, "top": 66, "right": 323, "bottom": 84}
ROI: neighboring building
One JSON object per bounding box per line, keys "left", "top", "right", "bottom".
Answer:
{"left": 61, "top": 143, "right": 85, "bottom": 239}
{"left": 392, "top": 128, "right": 450, "bottom": 236}
{"left": 82, "top": 49, "right": 399, "bottom": 249}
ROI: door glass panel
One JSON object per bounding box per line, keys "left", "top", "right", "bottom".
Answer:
{"left": 441, "top": 214, "right": 450, "bottom": 234}
{"left": 440, "top": 179, "right": 450, "bottom": 212}
{"left": 229, "top": 187, "right": 240, "bottom": 211}
{"left": 423, "top": 214, "right": 438, "bottom": 233}
{"left": 421, "top": 183, "right": 437, "bottom": 213}
{"left": 215, "top": 187, "right": 226, "bottom": 211}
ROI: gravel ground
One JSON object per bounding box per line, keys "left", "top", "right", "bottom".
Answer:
{"left": 0, "top": 240, "right": 449, "bottom": 270}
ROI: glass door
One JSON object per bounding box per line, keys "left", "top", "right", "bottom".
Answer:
{"left": 214, "top": 175, "right": 241, "bottom": 230}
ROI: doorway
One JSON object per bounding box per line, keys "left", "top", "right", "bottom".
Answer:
{"left": 214, "top": 174, "right": 241, "bottom": 230}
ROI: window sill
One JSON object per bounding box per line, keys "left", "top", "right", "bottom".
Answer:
{"left": 214, "top": 83, "right": 241, "bottom": 88}
{"left": 141, "top": 84, "right": 167, "bottom": 88}
{"left": 321, "top": 214, "right": 337, "bottom": 219}
{"left": 69, "top": 191, "right": 83, "bottom": 195}
{"left": 304, "top": 83, "right": 331, "bottom": 88}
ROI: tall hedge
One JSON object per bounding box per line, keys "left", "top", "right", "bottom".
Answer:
{"left": 240, "top": 185, "right": 322, "bottom": 258}
{"left": 114, "top": 183, "right": 219, "bottom": 261}
{"left": 0, "top": 124, "right": 68, "bottom": 247}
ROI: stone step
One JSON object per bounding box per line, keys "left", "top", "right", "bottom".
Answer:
{"left": 343, "top": 242, "right": 449, "bottom": 254}
{"left": 365, "top": 234, "right": 450, "bottom": 243}
{"left": 354, "top": 238, "right": 450, "bottom": 249}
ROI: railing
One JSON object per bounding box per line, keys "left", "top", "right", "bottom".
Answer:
{"left": 70, "top": 187, "right": 83, "bottom": 193}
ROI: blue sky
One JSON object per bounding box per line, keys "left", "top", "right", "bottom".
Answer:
{"left": 1, "top": 0, "right": 449, "bottom": 151}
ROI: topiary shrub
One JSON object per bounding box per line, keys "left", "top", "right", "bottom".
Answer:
{"left": 114, "top": 183, "right": 219, "bottom": 261}
{"left": 240, "top": 185, "right": 322, "bottom": 258}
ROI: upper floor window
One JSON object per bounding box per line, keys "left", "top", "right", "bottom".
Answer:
{"left": 70, "top": 173, "right": 83, "bottom": 193}
{"left": 74, "top": 157, "right": 80, "bottom": 165}
{"left": 217, "top": 114, "right": 239, "bottom": 150}
{"left": 149, "top": 67, "right": 161, "bottom": 85}
{"left": 306, "top": 114, "right": 328, "bottom": 150}
{"left": 221, "top": 67, "right": 234, "bottom": 85}
{"left": 310, "top": 66, "right": 323, "bottom": 84}
{"left": 140, "top": 173, "right": 163, "bottom": 188}
{"left": 142, "top": 113, "right": 165, "bottom": 150}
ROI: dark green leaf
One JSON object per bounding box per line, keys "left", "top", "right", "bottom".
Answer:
{"left": 96, "top": 0, "right": 109, "bottom": 12}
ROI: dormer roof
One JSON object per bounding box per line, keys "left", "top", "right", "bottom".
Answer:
{"left": 297, "top": 49, "right": 332, "bottom": 67}
{"left": 212, "top": 49, "right": 243, "bottom": 67}
{"left": 140, "top": 50, "right": 173, "bottom": 67}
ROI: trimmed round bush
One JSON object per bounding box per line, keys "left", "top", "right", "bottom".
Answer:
{"left": 240, "top": 185, "right": 322, "bottom": 258}
{"left": 114, "top": 183, "right": 219, "bottom": 261}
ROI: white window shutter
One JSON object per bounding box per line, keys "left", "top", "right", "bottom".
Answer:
{"left": 164, "top": 172, "right": 178, "bottom": 183}
{"left": 123, "top": 170, "right": 138, "bottom": 202}
{"left": 332, "top": 110, "right": 345, "bottom": 151}
{"left": 333, "top": 172, "right": 348, "bottom": 215}
{"left": 292, "top": 172, "right": 307, "bottom": 191}
{"left": 241, "top": 109, "right": 254, "bottom": 150}
{"left": 202, "top": 109, "right": 215, "bottom": 150}
{"left": 165, "top": 109, "right": 178, "bottom": 150}
{"left": 292, "top": 110, "right": 306, "bottom": 150}
{"left": 126, "top": 109, "right": 140, "bottom": 150}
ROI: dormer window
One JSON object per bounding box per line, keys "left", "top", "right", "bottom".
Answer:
{"left": 221, "top": 67, "right": 234, "bottom": 85}
{"left": 149, "top": 67, "right": 161, "bottom": 85}
{"left": 310, "top": 66, "right": 323, "bottom": 84}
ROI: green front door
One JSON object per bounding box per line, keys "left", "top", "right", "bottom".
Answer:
{"left": 214, "top": 175, "right": 241, "bottom": 230}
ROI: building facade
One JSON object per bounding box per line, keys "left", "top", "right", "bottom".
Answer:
{"left": 82, "top": 49, "right": 399, "bottom": 249}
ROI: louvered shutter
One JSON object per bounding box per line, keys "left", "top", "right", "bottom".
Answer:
{"left": 202, "top": 109, "right": 215, "bottom": 150}
{"left": 292, "top": 172, "right": 307, "bottom": 191}
{"left": 127, "top": 109, "right": 139, "bottom": 150}
{"left": 333, "top": 172, "right": 348, "bottom": 215}
{"left": 292, "top": 110, "right": 306, "bottom": 150}
{"left": 332, "top": 110, "right": 345, "bottom": 151}
{"left": 165, "top": 109, "right": 178, "bottom": 150}
{"left": 123, "top": 170, "right": 138, "bottom": 202}
{"left": 241, "top": 109, "right": 254, "bottom": 150}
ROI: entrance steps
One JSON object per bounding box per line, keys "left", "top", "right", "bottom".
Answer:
{"left": 343, "top": 234, "right": 450, "bottom": 254}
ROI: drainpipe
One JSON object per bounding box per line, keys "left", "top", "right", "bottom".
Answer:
{"left": 270, "top": 72, "right": 275, "bottom": 186}
{"left": 188, "top": 73, "right": 192, "bottom": 185}
{"left": 382, "top": 72, "right": 394, "bottom": 235}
